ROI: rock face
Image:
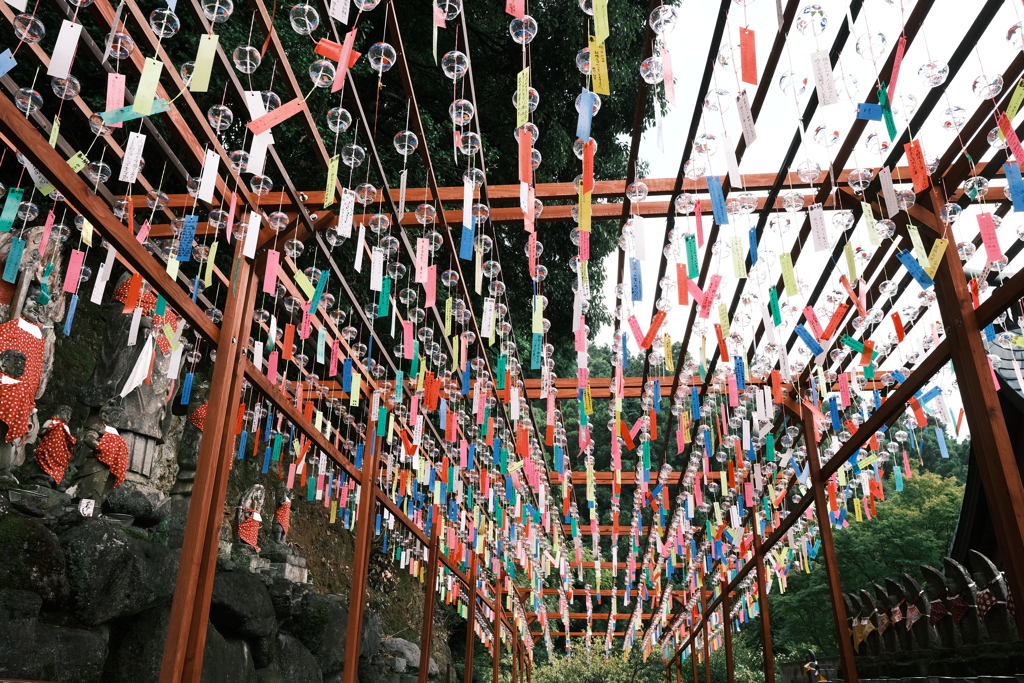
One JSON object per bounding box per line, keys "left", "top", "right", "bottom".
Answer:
{"left": 256, "top": 633, "right": 323, "bottom": 683}
{"left": 0, "top": 514, "right": 391, "bottom": 683}
{"left": 0, "top": 588, "right": 107, "bottom": 683}
{"left": 0, "top": 513, "right": 70, "bottom": 605}
{"left": 61, "top": 518, "right": 179, "bottom": 626}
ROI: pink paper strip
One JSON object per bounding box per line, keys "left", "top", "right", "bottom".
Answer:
{"left": 106, "top": 73, "right": 126, "bottom": 129}
{"left": 978, "top": 212, "right": 1004, "bottom": 262}
{"left": 803, "top": 306, "right": 824, "bottom": 339}
{"left": 886, "top": 36, "right": 907, "bottom": 104}
{"left": 136, "top": 220, "right": 151, "bottom": 243}
{"left": 39, "top": 210, "right": 54, "bottom": 256}
{"left": 63, "top": 249, "right": 85, "bottom": 293}
{"left": 263, "top": 249, "right": 280, "bottom": 294}
{"left": 403, "top": 321, "right": 414, "bottom": 359}
{"left": 425, "top": 264, "right": 436, "bottom": 308}
{"left": 661, "top": 47, "right": 675, "bottom": 105}
{"left": 225, "top": 192, "right": 237, "bottom": 244}
{"left": 246, "top": 97, "right": 308, "bottom": 135}
{"left": 329, "top": 340, "right": 339, "bottom": 377}
{"left": 331, "top": 29, "right": 358, "bottom": 93}
{"left": 267, "top": 350, "right": 279, "bottom": 384}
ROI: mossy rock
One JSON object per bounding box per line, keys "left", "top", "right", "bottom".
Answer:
{"left": 0, "top": 514, "right": 69, "bottom": 605}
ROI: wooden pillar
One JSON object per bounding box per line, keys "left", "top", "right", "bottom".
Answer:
{"left": 465, "top": 555, "right": 478, "bottom": 683}
{"left": 675, "top": 650, "right": 683, "bottom": 683}
{"left": 800, "top": 408, "right": 858, "bottom": 682}
{"left": 341, "top": 425, "right": 383, "bottom": 683}
{"left": 722, "top": 588, "right": 734, "bottom": 683}
{"left": 700, "top": 578, "right": 710, "bottom": 683}
{"left": 419, "top": 520, "right": 442, "bottom": 683}
{"left": 511, "top": 631, "right": 519, "bottom": 683}
{"left": 180, "top": 261, "right": 257, "bottom": 683}
{"left": 925, "top": 185, "right": 1024, "bottom": 633}
{"left": 691, "top": 640, "right": 699, "bottom": 683}
{"left": 493, "top": 574, "right": 502, "bottom": 683}
{"left": 752, "top": 527, "right": 776, "bottom": 683}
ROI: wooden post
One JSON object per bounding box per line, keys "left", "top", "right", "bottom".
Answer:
{"left": 419, "top": 520, "right": 442, "bottom": 683}
{"left": 800, "top": 408, "right": 858, "bottom": 682}
{"left": 691, "top": 640, "right": 699, "bottom": 683}
{"left": 723, "top": 587, "right": 734, "bottom": 683}
{"left": 493, "top": 574, "right": 502, "bottom": 683}
{"left": 511, "top": 630, "right": 519, "bottom": 683}
{"left": 341, "top": 425, "right": 383, "bottom": 683}
{"left": 924, "top": 184, "right": 1024, "bottom": 632}
{"left": 181, "top": 261, "right": 258, "bottom": 683}
{"left": 752, "top": 527, "right": 776, "bottom": 683}
{"left": 700, "top": 578, "right": 710, "bottom": 683}
{"left": 465, "top": 555, "right": 478, "bottom": 683}
{"left": 675, "top": 650, "right": 682, "bottom": 683}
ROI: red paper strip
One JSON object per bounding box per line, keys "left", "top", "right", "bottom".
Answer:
{"left": 822, "top": 303, "right": 849, "bottom": 340}
{"left": 892, "top": 312, "right": 905, "bottom": 341}
{"left": 39, "top": 210, "right": 55, "bottom": 256}
{"left": 999, "top": 112, "right": 1024, "bottom": 165}
{"left": 225, "top": 191, "right": 237, "bottom": 244}
{"left": 904, "top": 139, "right": 929, "bottom": 194}
{"left": 247, "top": 97, "right": 307, "bottom": 135}
{"left": 886, "top": 36, "right": 907, "bottom": 103}
{"left": 518, "top": 128, "right": 533, "bottom": 184}
{"left": 676, "top": 262, "right": 689, "bottom": 305}
{"left": 582, "top": 140, "right": 595, "bottom": 193}
{"left": 505, "top": 0, "right": 524, "bottom": 18}
{"left": 740, "top": 27, "right": 757, "bottom": 85}
{"left": 122, "top": 274, "right": 142, "bottom": 312}
{"left": 641, "top": 310, "right": 667, "bottom": 349}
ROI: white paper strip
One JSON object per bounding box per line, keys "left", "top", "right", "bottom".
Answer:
{"left": 197, "top": 148, "right": 220, "bottom": 203}
{"left": 338, "top": 189, "right": 355, "bottom": 237}
{"left": 737, "top": 91, "right": 757, "bottom": 146}
{"left": 878, "top": 166, "right": 899, "bottom": 218}
{"left": 118, "top": 131, "right": 146, "bottom": 183}
{"left": 354, "top": 223, "right": 366, "bottom": 272}
{"left": 328, "top": 0, "right": 350, "bottom": 23}
{"left": 810, "top": 51, "right": 838, "bottom": 107}
{"left": 253, "top": 340, "right": 264, "bottom": 372}
{"left": 809, "top": 203, "right": 829, "bottom": 252}
{"left": 47, "top": 21, "right": 83, "bottom": 79}
{"left": 127, "top": 306, "right": 143, "bottom": 346}
{"left": 369, "top": 247, "right": 384, "bottom": 291}
{"left": 463, "top": 177, "right": 474, "bottom": 231}
{"left": 243, "top": 212, "right": 261, "bottom": 258}
{"left": 481, "top": 297, "right": 496, "bottom": 338}
{"left": 632, "top": 215, "right": 645, "bottom": 261}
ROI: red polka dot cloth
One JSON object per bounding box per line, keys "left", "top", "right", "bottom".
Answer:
{"left": 33, "top": 417, "right": 77, "bottom": 483}
{"left": 188, "top": 403, "right": 208, "bottom": 432}
{"left": 0, "top": 319, "right": 44, "bottom": 443}
{"left": 111, "top": 279, "right": 181, "bottom": 354}
{"left": 274, "top": 501, "right": 291, "bottom": 535}
{"left": 95, "top": 426, "right": 129, "bottom": 488}
{"left": 238, "top": 508, "right": 261, "bottom": 552}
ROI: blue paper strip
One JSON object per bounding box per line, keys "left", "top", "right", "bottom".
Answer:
{"left": 706, "top": 176, "right": 729, "bottom": 225}
{"left": 0, "top": 49, "right": 16, "bottom": 78}
{"left": 856, "top": 102, "right": 883, "bottom": 121}
{"left": 0, "top": 189, "right": 25, "bottom": 232}
{"left": 531, "top": 332, "right": 542, "bottom": 369}
{"left": 1004, "top": 163, "right": 1024, "bottom": 212}
{"left": 794, "top": 323, "right": 825, "bottom": 357}
{"left": 576, "top": 87, "right": 594, "bottom": 141}
{"left": 181, "top": 372, "right": 194, "bottom": 404}
{"left": 177, "top": 214, "right": 199, "bottom": 261}
{"left": 63, "top": 294, "right": 78, "bottom": 336}
{"left": 936, "top": 426, "right": 949, "bottom": 458}
{"left": 629, "top": 257, "right": 642, "bottom": 302}
{"left": 459, "top": 218, "right": 475, "bottom": 260}
{"left": 748, "top": 227, "right": 758, "bottom": 267}
{"left": 2, "top": 237, "right": 25, "bottom": 284}
{"left": 342, "top": 358, "right": 352, "bottom": 391}
{"left": 895, "top": 249, "right": 934, "bottom": 289}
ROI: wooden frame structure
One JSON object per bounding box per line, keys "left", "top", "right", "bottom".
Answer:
{"left": 5, "top": 0, "right": 1024, "bottom": 682}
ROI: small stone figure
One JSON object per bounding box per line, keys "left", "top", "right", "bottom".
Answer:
{"left": 922, "top": 564, "right": 959, "bottom": 648}
{"left": 237, "top": 484, "right": 266, "bottom": 552}
{"left": 943, "top": 557, "right": 985, "bottom": 645}
{"left": 0, "top": 316, "right": 45, "bottom": 488}
{"left": 901, "top": 573, "right": 935, "bottom": 650}
{"left": 70, "top": 403, "right": 130, "bottom": 508}
{"left": 32, "top": 405, "right": 76, "bottom": 486}
{"left": 971, "top": 549, "right": 1018, "bottom": 642}
{"left": 271, "top": 484, "right": 291, "bottom": 546}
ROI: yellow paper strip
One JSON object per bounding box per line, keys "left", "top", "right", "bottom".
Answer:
{"left": 203, "top": 241, "right": 218, "bottom": 287}
{"left": 589, "top": 36, "right": 610, "bottom": 96}
{"left": 926, "top": 238, "right": 948, "bottom": 278}
{"left": 579, "top": 190, "right": 592, "bottom": 232}
{"left": 844, "top": 242, "right": 857, "bottom": 281}
{"left": 294, "top": 271, "right": 315, "bottom": 298}
{"left": 780, "top": 253, "right": 798, "bottom": 297}
{"left": 349, "top": 374, "right": 361, "bottom": 406}
{"left": 189, "top": 34, "right": 219, "bottom": 93}
{"left": 516, "top": 67, "right": 530, "bottom": 128}
{"left": 532, "top": 295, "right": 543, "bottom": 333}
{"left": 593, "top": 0, "right": 609, "bottom": 44}
{"left": 49, "top": 117, "right": 60, "bottom": 148}
{"left": 325, "top": 154, "right": 339, "bottom": 208}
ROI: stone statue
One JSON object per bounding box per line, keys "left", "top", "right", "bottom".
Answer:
{"left": 883, "top": 577, "right": 912, "bottom": 651}
{"left": 858, "top": 589, "right": 883, "bottom": 656}
{"left": 0, "top": 222, "right": 67, "bottom": 483}
{"left": 922, "top": 564, "right": 959, "bottom": 648}
{"left": 270, "top": 484, "right": 291, "bottom": 546}
{"left": 76, "top": 273, "right": 184, "bottom": 479}
{"left": 69, "top": 402, "right": 130, "bottom": 508}
{"left": 970, "top": 549, "right": 1018, "bottom": 642}
{"left": 237, "top": 484, "right": 266, "bottom": 552}
{"left": 873, "top": 583, "right": 900, "bottom": 653}
{"left": 943, "top": 557, "right": 985, "bottom": 645}
{"left": 900, "top": 573, "right": 935, "bottom": 650}
{"left": 0, "top": 314, "right": 46, "bottom": 488}
{"left": 169, "top": 391, "right": 209, "bottom": 499}
{"left": 29, "top": 405, "right": 76, "bottom": 487}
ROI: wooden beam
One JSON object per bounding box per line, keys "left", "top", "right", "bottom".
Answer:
{"left": 419, "top": 523, "right": 441, "bottom": 683}
{"left": 464, "top": 555, "right": 478, "bottom": 683}
{"left": 798, "top": 406, "right": 857, "bottom": 682}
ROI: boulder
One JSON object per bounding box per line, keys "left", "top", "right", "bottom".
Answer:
{"left": 60, "top": 518, "right": 179, "bottom": 625}
{"left": 255, "top": 632, "right": 322, "bottom": 683}
{"left": 202, "top": 625, "right": 259, "bottom": 683}
{"left": 0, "top": 513, "right": 70, "bottom": 605}
{"left": 267, "top": 575, "right": 314, "bottom": 622}
{"left": 0, "top": 588, "right": 106, "bottom": 683}
{"left": 285, "top": 594, "right": 380, "bottom": 675}
{"left": 381, "top": 639, "right": 438, "bottom": 676}
{"left": 210, "top": 570, "right": 277, "bottom": 639}
{"left": 287, "top": 593, "right": 349, "bottom": 674}
{"left": 105, "top": 481, "right": 169, "bottom": 527}
{"left": 103, "top": 604, "right": 173, "bottom": 683}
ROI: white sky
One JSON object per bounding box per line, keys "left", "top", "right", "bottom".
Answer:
{"left": 584, "top": 0, "right": 1024, "bottom": 437}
